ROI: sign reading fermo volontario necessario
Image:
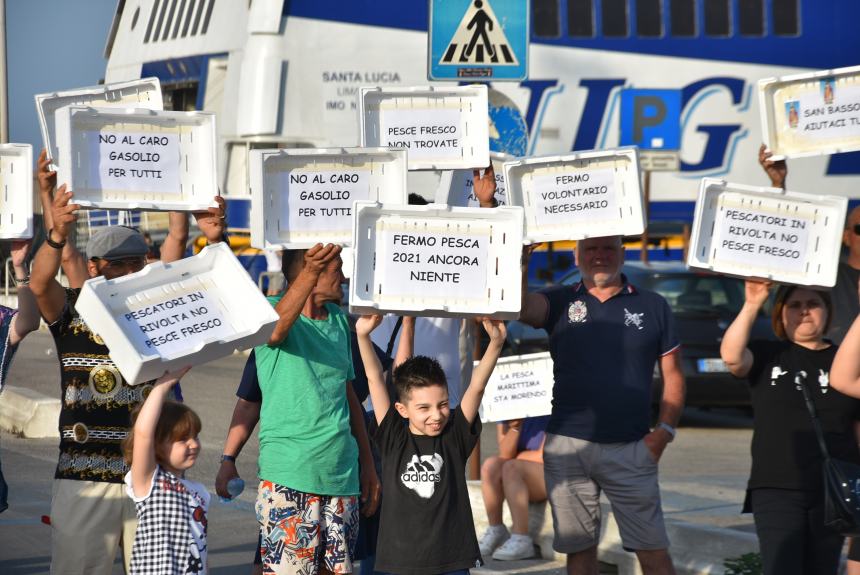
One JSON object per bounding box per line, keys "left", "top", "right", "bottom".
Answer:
{"left": 504, "top": 148, "right": 644, "bottom": 244}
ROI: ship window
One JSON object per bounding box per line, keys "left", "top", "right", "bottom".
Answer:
{"left": 636, "top": 0, "right": 663, "bottom": 37}
{"left": 171, "top": 0, "right": 187, "bottom": 38}
{"left": 534, "top": 0, "right": 561, "bottom": 37}
{"left": 704, "top": 0, "right": 731, "bottom": 36}
{"left": 161, "top": 0, "right": 179, "bottom": 41}
{"left": 670, "top": 0, "right": 695, "bottom": 36}
{"left": 191, "top": 0, "right": 208, "bottom": 35}
{"left": 602, "top": 0, "right": 629, "bottom": 37}
{"left": 145, "top": 0, "right": 166, "bottom": 43}
{"left": 181, "top": 0, "right": 197, "bottom": 37}
{"left": 202, "top": 0, "right": 216, "bottom": 34}
{"left": 773, "top": 0, "right": 799, "bottom": 36}
{"left": 738, "top": 0, "right": 764, "bottom": 36}
{"left": 568, "top": 0, "right": 595, "bottom": 37}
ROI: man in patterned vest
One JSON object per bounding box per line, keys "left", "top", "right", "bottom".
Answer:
{"left": 30, "top": 185, "right": 225, "bottom": 575}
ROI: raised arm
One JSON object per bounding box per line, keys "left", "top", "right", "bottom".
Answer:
{"left": 130, "top": 367, "right": 190, "bottom": 498}
{"left": 193, "top": 196, "right": 227, "bottom": 248}
{"left": 162, "top": 196, "right": 227, "bottom": 263}
{"left": 159, "top": 212, "right": 190, "bottom": 264}
{"left": 215, "top": 398, "right": 260, "bottom": 498}
{"left": 37, "top": 149, "right": 87, "bottom": 288}
{"left": 720, "top": 280, "right": 770, "bottom": 378}
{"left": 460, "top": 319, "right": 506, "bottom": 423}
{"left": 831, "top": 295, "right": 860, "bottom": 398}
{"left": 474, "top": 167, "right": 549, "bottom": 327}
{"left": 8, "top": 241, "right": 40, "bottom": 345}
{"left": 30, "top": 186, "right": 79, "bottom": 324}
{"left": 758, "top": 144, "right": 787, "bottom": 189}
{"left": 356, "top": 314, "right": 390, "bottom": 425}
{"left": 393, "top": 315, "right": 415, "bottom": 369}
{"left": 269, "top": 244, "right": 341, "bottom": 345}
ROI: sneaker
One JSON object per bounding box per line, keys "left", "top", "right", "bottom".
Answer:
{"left": 492, "top": 534, "right": 536, "bottom": 561}
{"left": 478, "top": 524, "right": 509, "bottom": 556}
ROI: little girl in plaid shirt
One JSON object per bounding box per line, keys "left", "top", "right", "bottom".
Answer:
{"left": 122, "top": 368, "right": 209, "bottom": 575}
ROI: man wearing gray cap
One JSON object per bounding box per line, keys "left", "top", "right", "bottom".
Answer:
{"left": 29, "top": 185, "right": 225, "bottom": 575}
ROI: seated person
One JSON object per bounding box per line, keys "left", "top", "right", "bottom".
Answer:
{"left": 478, "top": 415, "right": 550, "bottom": 561}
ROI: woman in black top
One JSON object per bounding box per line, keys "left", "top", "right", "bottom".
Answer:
{"left": 721, "top": 280, "right": 860, "bottom": 575}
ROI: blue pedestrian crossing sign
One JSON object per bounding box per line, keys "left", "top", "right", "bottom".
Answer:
{"left": 429, "top": 0, "right": 529, "bottom": 81}
{"left": 619, "top": 89, "right": 682, "bottom": 150}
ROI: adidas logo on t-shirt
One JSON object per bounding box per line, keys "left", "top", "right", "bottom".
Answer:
{"left": 401, "top": 453, "right": 444, "bottom": 498}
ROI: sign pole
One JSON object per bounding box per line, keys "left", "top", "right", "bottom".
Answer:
{"left": 640, "top": 169, "right": 651, "bottom": 263}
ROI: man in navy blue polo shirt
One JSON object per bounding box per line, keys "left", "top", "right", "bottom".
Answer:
{"left": 519, "top": 235, "right": 685, "bottom": 575}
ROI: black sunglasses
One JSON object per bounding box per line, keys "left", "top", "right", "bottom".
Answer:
{"left": 854, "top": 224, "right": 860, "bottom": 235}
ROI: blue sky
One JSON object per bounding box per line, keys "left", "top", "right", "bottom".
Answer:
{"left": 7, "top": 0, "right": 116, "bottom": 157}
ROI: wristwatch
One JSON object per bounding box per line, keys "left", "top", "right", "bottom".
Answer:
{"left": 220, "top": 454, "right": 237, "bottom": 463}
{"left": 656, "top": 422, "right": 676, "bottom": 442}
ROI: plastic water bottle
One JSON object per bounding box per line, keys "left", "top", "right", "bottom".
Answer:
{"left": 218, "top": 477, "right": 246, "bottom": 504}
{"left": 227, "top": 477, "right": 245, "bottom": 498}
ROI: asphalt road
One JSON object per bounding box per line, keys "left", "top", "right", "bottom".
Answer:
{"left": 0, "top": 330, "right": 756, "bottom": 574}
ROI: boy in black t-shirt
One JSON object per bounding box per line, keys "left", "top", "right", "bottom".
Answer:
{"left": 356, "top": 315, "right": 506, "bottom": 575}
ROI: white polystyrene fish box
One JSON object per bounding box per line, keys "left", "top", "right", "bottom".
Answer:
{"left": 479, "top": 352, "right": 553, "bottom": 423}
{"left": 758, "top": 64, "right": 860, "bottom": 159}
{"left": 0, "top": 144, "right": 33, "bottom": 239}
{"left": 54, "top": 106, "right": 218, "bottom": 211}
{"left": 35, "top": 78, "right": 162, "bottom": 166}
{"left": 350, "top": 202, "right": 523, "bottom": 319}
{"left": 75, "top": 242, "right": 279, "bottom": 384}
{"left": 687, "top": 179, "right": 847, "bottom": 288}
{"left": 359, "top": 85, "right": 490, "bottom": 171}
{"left": 442, "top": 151, "right": 514, "bottom": 207}
{"left": 504, "top": 147, "right": 644, "bottom": 244}
{"left": 250, "top": 147, "right": 408, "bottom": 249}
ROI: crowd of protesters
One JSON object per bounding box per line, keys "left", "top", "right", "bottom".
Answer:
{"left": 0, "top": 143, "right": 858, "bottom": 575}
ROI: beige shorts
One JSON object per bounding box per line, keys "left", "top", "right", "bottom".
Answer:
{"left": 50, "top": 479, "right": 137, "bottom": 575}
{"left": 543, "top": 433, "right": 669, "bottom": 554}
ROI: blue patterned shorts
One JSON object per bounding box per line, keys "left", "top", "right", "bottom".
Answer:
{"left": 256, "top": 480, "right": 358, "bottom": 575}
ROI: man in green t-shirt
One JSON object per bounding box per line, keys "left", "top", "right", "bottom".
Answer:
{"left": 253, "top": 243, "right": 378, "bottom": 575}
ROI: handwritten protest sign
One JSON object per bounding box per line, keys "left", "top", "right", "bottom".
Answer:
{"left": 120, "top": 289, "right": 233, "bottom": 358}
{"left": 479, "top": 352, "right": 554, "bottom": 423}
{"left": 504, "top": 148, "right": 643, "bottom": 243}
{"left": 760, "top": 66, "right": 860, "bottom": 157}
{"left": 783, "top": 81, "right": 860, "bottom": 141}
{"left": 380, "top": 109, "right": 462, "bottom": 162}
{"left": 360, "top": 86, "right": 489, "bottom": 170}
{"left": 280, "top": 169, "right": 370, "bottom": 233}
{"left": 378, "top": 227, "right": 489, "bottom": 299}
{"left": 713, "top": 200, "right": 811, "bottom": 273}
{"left": 687, "top": 180, "right": 847, "bottom": 287}
{"left": 87, "top": 131, "right": 181, "bottom": 193}
{"left": 75, "top": 243, "right": 279, "bottom": 383}
{"left": 350, "top": 203, "right": 523, "bottom": 318}
{"left": 530, "top": 168, "right": 617, "bottom": 226}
